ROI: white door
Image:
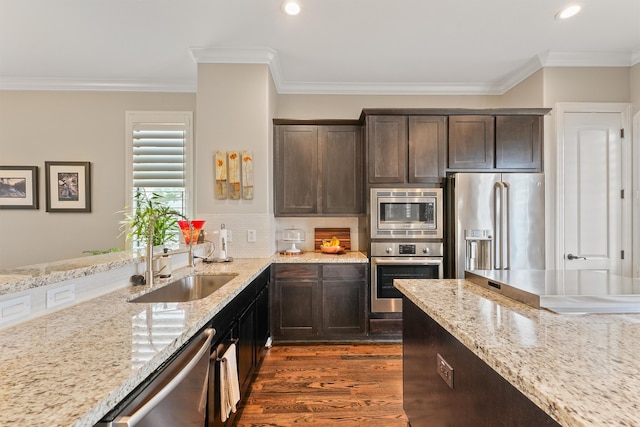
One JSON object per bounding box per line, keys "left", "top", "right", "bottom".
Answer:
{"left": 559, "top": 108, "right": 628, "bottom": 274}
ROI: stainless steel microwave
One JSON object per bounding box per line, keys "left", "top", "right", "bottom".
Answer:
{"left": 370, "top": 188, "right": 443, "bottom": 239}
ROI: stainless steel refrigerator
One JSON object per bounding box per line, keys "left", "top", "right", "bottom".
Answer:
{"left": 447, "top": 173, "right": 545, "bottom": 278}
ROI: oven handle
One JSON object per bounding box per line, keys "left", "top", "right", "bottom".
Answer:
{"left": 371, "top": 258, "right": 443, "bottom": 266}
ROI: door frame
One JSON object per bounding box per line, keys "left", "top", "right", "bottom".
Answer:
{"left": 634, "top": 111, "right": 640, "bottom": 277}
{"left": 555, "top": 102, "right": 632, "bottom": 276}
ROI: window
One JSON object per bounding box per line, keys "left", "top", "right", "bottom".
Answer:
{"left": 125, "top": 111, "right": 193, "bottom": 249}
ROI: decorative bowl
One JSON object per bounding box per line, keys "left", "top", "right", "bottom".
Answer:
{"left": 320, "top": 245, "right": 344, "bottom": 254}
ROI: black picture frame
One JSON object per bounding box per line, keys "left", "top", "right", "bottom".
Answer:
{"left": 45, "top": 161, "right": 91, "bottom": 213}
{"left": 0, "top": 166, "right": 39, "bottom": 210}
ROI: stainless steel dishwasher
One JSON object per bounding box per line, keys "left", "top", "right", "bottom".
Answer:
{"left": 97, "top": 328, "right": 215, "bottom": 427}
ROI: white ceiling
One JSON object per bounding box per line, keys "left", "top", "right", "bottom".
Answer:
{"left": 1, "top": 0, "right": 639, "bottom": 95}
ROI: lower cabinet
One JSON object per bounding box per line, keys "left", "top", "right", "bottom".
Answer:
{"left": 403, "top": 297, "right": 560, "bottom": 427}
{"left": 271, "top": 263, "right": 368, "bottom": 341}
{"left": 208, "top": 267, "right": 270, "bottom": 427}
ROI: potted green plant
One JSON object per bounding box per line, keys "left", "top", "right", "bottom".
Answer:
{"left": 119, "top": 189, "right": 180, "bottom": 250}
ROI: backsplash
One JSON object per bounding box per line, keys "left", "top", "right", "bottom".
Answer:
{"left": 195, "top": 213, "right": 361, "bottom": 257}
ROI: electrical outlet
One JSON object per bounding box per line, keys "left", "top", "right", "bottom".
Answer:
{"left": 247, "top": 229, "right": 257, "bottom": 243}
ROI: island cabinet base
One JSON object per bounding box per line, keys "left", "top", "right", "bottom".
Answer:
{"left": 402, "top": 297, "right": 560, "bottom": 427}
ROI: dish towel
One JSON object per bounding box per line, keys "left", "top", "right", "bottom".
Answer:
{"left": 220, "top": 343, "right": 240, "bottom": 422}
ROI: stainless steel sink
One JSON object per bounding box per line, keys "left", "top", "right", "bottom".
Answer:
{"left": 129, "top": 274, "right": 237, "bottom": 303}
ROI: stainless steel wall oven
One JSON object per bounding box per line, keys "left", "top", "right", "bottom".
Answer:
{"left": 370, "top": 241, "right": 444, "bottom": 313}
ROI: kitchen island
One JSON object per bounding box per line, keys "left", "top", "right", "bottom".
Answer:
{"left": 395, "top": 277, "right": 640, "bottom": 427}
{"left": 0, "top": 250, "right": 367, "bottom": 427}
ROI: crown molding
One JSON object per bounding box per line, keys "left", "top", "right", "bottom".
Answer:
{"left": 539, "top": 50, "right": 634, "bottom": 67}
{"left": 0, "top": 77, "right": 196, "bottom": 93}
{"left": 2, "top": 48, "right": 638, "bottom": 94}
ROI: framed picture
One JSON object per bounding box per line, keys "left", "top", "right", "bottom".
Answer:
{"left": 45, "top": 161, "right": 91, "bottom": 212}
{"left": 0, "top": 166, "right": 39, "bottom": 209}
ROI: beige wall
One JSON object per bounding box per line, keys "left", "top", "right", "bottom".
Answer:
{"left": 0, "top": 91, "right": 196, "bottom": 268}
{"left": 1, "top": 65, "right": 636, "bottom": 268}
{"left": 498, "top": 70, "right": 544, "bottom": 108}
{"left": 195, "top": 64, "right": 273, "bottom": 215}
{"left": 276, "top": 94, "right": 499, "bottom": 119}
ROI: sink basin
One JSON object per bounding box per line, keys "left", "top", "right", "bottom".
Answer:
{"left": 129, "top": 274, "right": 237, "bottom": 303}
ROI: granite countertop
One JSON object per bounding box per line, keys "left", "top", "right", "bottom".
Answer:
{"left": 0, "top": 251, "right": 367, "bottom": 427}
{"left": 395, "top": 278, "right": 640, "bottom": 427}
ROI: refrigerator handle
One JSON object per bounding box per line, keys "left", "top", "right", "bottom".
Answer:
{"left": 503, "top": 181, "right": 510, "bottom": 270}
{"left": 493, "top": 182, "right": 504, "bottom": 269}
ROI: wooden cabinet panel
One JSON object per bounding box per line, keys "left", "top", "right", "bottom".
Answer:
{"left": 271, "top": 263, "right": 367, "bottom": 340}
{"left": 448, "top": 115, "right": 495, "bottom": 169}
{"left": 367, "top": 115, "right": 408, "bottom": 183}
{"left": 367, "top": 115, "right": 446, "bottom": 184}
{"left": 408, "top": 116, "right": 447, "bottom": 182}
{"left": 319, "top": 126, "right": 363, "bottom": 214}
{"left": 495, "top": 115, "right": 542, "bottom": 170}
{"left": 403, "top": 297, "right": 560, "bottom": 427}
{"left": 275, "top": 124, "right": 363, "bottom": 216}
{"left": 272, "top": 279, "right": 320, "bottom": 338}
{"left": 322, "top": 280, "right": 366, "bottom": 335}
{"left": 274, "top": 125, "right": 318, "bottom": 215}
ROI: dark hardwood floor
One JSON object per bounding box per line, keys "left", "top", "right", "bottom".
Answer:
{"left": 235, "top": 343, "right": 409, "bottom": 426}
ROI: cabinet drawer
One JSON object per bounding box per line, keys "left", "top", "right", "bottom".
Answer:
{"left": 322, "top": 264, "right": 366, "bottom": 279}
{"left": 273, "top": 264, "right": 319, "bottom": 279}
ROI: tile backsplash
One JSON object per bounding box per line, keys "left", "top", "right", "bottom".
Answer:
{"left": 195, "top": 214, "right": 361, "bottom": 257}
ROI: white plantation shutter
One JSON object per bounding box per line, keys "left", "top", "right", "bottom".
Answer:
{"left": 125, "top": 112, "right": 193, "bottom": 249}
{"left": 132, "top": 124, "right": 186, "bottom": 188}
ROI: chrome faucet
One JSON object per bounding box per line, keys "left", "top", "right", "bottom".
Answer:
{"left": 145, "top": 211, "right": 194, "bottom": 286}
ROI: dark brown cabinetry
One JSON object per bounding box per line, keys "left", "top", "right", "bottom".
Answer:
{"left": 495, "top": 115, "right": 542, "bottom": 169}
{"left": 271, "top": 263, "right": 367, "bottom": 341}
{"left": 448, "top": 115, "right": 495, "bottom": 169}
{"left": 403, "top": 297, "right": 560, "bottom": 427}
{"left": 274, "top": 123, "right": 363, "bottom": 216}
{"left": 366, "top": 115, "right": 446, "bottom": 184}
{"left": 448, "top": 114, "right": 543, "bottom": 171}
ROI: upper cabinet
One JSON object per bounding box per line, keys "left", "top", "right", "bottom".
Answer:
{"left": 366, "top": 115, "right": 447, "bottom": 184}
{"left": 274, "top": 123, "right": 363, "bottom": 216}
{"left": 448, "top": 115, "right": 495, "bottom": 169}
{"left": 495, "top": 115, "right": 542, "bottom": 170}
{"left": 448, "top": 114, "right": 544, "bottom": 171}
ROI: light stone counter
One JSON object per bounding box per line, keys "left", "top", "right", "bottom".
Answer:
{"left": 395, "top": 278, "right": 640, "bottom": 427}
{"left": 271, "top": 250, "right": 368, "bottom": 263}
{"left": 0, "top": 251, "right": 367, "bottom": 427}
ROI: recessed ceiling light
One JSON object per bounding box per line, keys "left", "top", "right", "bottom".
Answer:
{"left": 281, "top": 1, "right": 301, "bottom": 16}
{"left": 555, "top": 5, "right": 581, "bottom": 20}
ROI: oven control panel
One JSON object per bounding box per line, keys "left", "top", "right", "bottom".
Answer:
{"left": 398, "top": 244, "right": 416, "bottom": 255}
{"left": 371, "top": 241, "right": 444, "bottom": 257}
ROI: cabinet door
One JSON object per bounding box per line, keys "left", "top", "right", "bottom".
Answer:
{"left": 448, "top": 115, "right": 495, "bottom": 169}
{"left": 254, "top": 285, "right": 269, "bottom": 362}
{"left": 321, "top": 264, "right": 367, "bottom": 336}
{"left": 237, "top": 302, "right": 256, "bottom": 391}
{"left": 321, "top": 280, "right": 366, "bottom": 336}
{"left": 319, "top": 126, "right": 363, "bottom": 214}
{"left": 367, "top": 115, "right": 408, "bottom": 183}
{"left": 274, "top": 125, "right": 318, "bottom": 215}
{"left": 408, "top": 116, "right": 447, "bottom": 182}
{"left": 495, "top": 116, "right": 542, "bottom": 170}
{"left": 271, "top": 265, "right": 321, "bottom": 339}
